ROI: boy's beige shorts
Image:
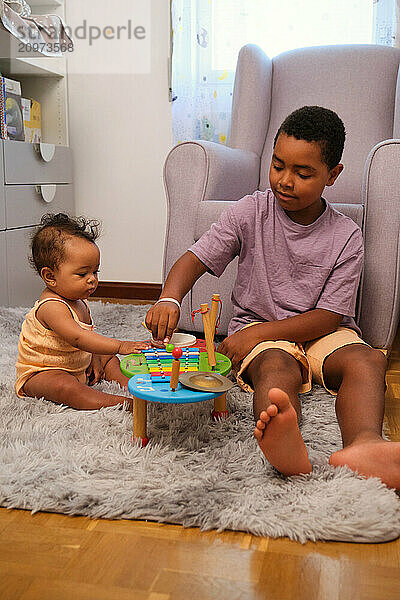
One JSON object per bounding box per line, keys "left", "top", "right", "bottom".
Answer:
{"left": 236, "top": 325, "right": 372, "bottom": 395}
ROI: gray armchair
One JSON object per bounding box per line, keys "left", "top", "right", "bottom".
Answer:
{"left": 163, "top": 44, "right": 400, "bottom": 349}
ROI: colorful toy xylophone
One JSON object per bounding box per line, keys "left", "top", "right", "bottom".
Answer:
{"left": 140, "top": 347, "right": 200, "bottom": 381}
{"left": 120, "top": 345, "right": 231, "bottom": 381}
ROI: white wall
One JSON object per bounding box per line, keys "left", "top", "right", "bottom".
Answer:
{"left": 66, "top": 0, "right": 172, "bottom": 283}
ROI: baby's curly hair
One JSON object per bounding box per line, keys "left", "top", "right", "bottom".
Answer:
{"left": 30, "top": 213, "right": 101, "bottom": 275}
{"left": 274, "top": 106, "right": 346, "bottom": 170}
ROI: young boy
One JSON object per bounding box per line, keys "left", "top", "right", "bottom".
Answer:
{"left": 146, "top": 106, "right": 400, "bottom": 489}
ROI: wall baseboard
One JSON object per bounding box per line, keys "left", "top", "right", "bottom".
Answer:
{"left": 92, "top": 282, "right": 162, "bottom": 302}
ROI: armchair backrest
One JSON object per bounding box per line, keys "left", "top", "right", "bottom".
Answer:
{"left": 230, "top": 44, "right": 400, "bottom": 204}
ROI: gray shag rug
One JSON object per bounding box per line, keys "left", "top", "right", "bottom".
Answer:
{"left": 1, "top": 302, "right": 400, "bottom": 543}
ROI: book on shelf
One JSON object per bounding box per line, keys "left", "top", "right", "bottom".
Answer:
{"left": 4, "top": 77, "right": 25, "bottom": 141}
{"left": 0, "top": 76, "right": 42, "bottom": 143}
{"left": 21, "top": 97, "right": 41, "bottom": 143}
{"left": 0, "top": 76, "right": 6, "bottom": 140}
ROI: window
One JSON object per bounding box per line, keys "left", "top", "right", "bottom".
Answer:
{"left": 212, "top": 0, "right": 374, "bottom": 71}
{"left": 171, "top": 0, "right": 397, "bottom": 144}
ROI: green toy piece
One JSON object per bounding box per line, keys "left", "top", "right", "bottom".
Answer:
{"left": 120, "top": 349, "right": 231, "bottom": 379}
{"left": 165, "top": 343, "right": 175, "bottom": 352}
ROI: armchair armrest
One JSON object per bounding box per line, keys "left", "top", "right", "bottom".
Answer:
{"left": 164, "top": 140, "right": 260, "bottom": 202}
{"left": 358, "top": 139, "right": 400, "bottom": 348}
{"left": 162, "top": 141, "right": 260, "bottom": 330}
{"left": 163, "top": 140, "right": 259, "bottom": 274}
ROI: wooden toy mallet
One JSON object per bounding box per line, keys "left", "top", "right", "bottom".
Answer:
{"left": 200, "top": 303, "right": 217, "bottom": 370}
{"left": 209, "top": 293, "right": 220, "bottom": 337}
{"left": 170, "top": 346, "right": 183, "bottom": 391}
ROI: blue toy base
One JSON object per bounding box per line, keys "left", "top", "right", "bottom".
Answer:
{"left": 128, "top": 374, "right": 222, "bottom": 404}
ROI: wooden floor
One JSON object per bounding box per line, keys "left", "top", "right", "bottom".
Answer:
{"left": 1, "top": 312, "right": 400, "bottom": 599}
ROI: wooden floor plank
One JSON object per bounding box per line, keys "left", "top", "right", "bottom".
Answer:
{"left": 151, "top": 569, "right": 261, "bottom": 600}
{"left": 18, "top": 578, "right": 153, "bottom": 600}
{"left": 0, "top": 574, "right": 34, "bottom": 600}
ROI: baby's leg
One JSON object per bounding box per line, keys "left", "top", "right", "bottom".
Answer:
{"left": 23, "top": 369, "right": 132, "bottom": 410}
{"left": 245, "top": 349, "right": 312, "bottom": 475}
{"left": 101, "top": 355, "right": 131, "bottom": 388}
{"left": 324, "top": 344, "right": 400, "bottom": 489}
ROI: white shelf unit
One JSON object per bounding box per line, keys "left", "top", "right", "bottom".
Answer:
{"left": 29, "top": 0, "right": 63, "bottom": 7}
{"left": 0, "top": 0, "right": 69, "bottom": 145}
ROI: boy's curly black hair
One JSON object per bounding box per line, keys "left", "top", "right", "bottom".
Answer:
{"left": 274, "top": 106, "right": 346, "bottom": 170}
{"left": 30, "top": 213, "right": 101, "bottom": 275}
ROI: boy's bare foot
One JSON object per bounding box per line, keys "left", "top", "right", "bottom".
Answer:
{"left": 329, "top": 437, "right": 400, "bottom": 489}
{"left": 254, "top": 388, "right": 312, "bottom": 476}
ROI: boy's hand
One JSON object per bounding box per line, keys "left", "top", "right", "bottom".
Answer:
{"left": 118, "top": 341, "right": 151, "bottom": 355}
{"left": 86, "top": 353, "right": 104, "bottom": 385}
{"left": 145, "top": 302, "right": 180, "bottom": 344}
{"left": 217, "top": 328, "right": 261, "bottom": 371}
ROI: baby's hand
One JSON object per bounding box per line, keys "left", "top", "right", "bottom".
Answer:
{"left": 118, "top": 340, "right": 151, "bottom": 355}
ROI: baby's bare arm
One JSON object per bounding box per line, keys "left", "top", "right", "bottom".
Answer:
{"left": 38, "top": 302, "right": 149, "bottom": 355}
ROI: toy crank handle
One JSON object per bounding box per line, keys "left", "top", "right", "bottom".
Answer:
{"left": 209, "top": 293, "right": 220, "bottom": 338}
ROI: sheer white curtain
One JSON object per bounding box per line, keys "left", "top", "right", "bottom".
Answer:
{"left": 170, "top": 0, "right": 235, "bottom": 145}
{"left": 374, "top": 0, "right": 400, "bottom": 45}
{"left": 171, "top": 0, "right": 399, "bottom": 144}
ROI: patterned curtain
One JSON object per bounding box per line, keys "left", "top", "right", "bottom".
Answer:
{"left": 373, "top": 0, "right": 400, "bottom": 46}
{"left": 171, "top": 1, "right": 397, "bottom": 145}
{"left": 170, "top": 0, "right": 235, "bottom": 145}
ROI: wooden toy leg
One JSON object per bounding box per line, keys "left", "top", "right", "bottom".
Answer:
{"left": 133, "top": 396, "right": 149, "bottom": 447}
{"left": 212, "top": 392, "right": 229, "bottom": 420}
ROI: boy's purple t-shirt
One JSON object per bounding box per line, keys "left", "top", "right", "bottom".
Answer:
{"left": 189, "top": 189, "right": 364, "bottom": 338}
